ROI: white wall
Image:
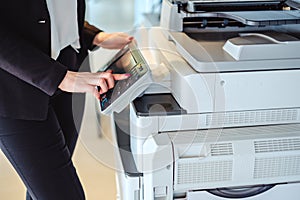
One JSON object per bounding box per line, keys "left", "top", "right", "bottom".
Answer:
{"left": 85, "top": 0, "right": 162, "bottom": 32}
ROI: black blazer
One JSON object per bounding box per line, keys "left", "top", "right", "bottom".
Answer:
{"left": 0, "top": 0, "right": 101, "bottom": 120}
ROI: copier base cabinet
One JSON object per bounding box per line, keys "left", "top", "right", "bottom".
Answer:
{"left": 112, "top": 104, "right": 300, "bottom": 200}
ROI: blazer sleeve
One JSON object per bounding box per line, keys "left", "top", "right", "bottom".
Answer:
{"left": 76, "top": 21, "right": 103, "bottom": 66}
{"left": 0, "top": 28, "right": 67, "bottom": 96}
{"left": 83, "top": 21, "right": 103, "bottom": 50}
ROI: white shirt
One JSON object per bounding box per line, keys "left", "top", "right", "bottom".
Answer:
{"left": 46, "top": 0, "right": 81, "bottom": 60}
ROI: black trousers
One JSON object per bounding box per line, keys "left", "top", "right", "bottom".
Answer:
{"left": 0, "top": 92, "right": 85, "bottom": 200}
{"left": 0, "top": 46, "right": 85, "bottom": 200}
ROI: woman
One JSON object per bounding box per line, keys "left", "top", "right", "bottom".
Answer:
{"left": 0, "top": 0, "right": 133, "bottom": 199}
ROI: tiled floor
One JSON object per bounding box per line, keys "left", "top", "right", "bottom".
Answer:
{"left": 0, "top": 0, "right": 160, "bottom": 199}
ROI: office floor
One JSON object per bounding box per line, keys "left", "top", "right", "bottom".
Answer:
{"left": 0, "top": 0, "right": 160, "bottom": 199}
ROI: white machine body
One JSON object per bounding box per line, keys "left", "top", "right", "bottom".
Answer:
{"left": 93, "top": 0, "right": 300, "bottom": 199}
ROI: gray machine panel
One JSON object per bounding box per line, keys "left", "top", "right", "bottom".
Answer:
{"left": 169, "top": 31, "right": 300, "bottom": 72}
{"left": 187, "top": 0, "right": 287, "bottom": 12}
{"left": 216, "top": 11, "right": 300, "bottom": 26}
{"left": 98, "top": 44, "right": 152, "bottom": 115}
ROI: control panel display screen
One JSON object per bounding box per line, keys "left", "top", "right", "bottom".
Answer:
{"left": 99, "top": 47, "right": 149, "bottom": 112}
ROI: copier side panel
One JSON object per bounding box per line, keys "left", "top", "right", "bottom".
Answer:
{"left": 217, "top": 69, "right": 300, "bottom": 111}
{"left": 143, "top": 133, "right": 174, "bottom": 200}
{"left": 130, "top": 104, "right": 160, "bottom": 172}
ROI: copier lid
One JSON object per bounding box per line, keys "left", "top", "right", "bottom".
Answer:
{"left": 169, "top": 30, "right": 300, "bottom": 72}
{"left": 186, "top": 0, "right": 288, "bottom": 12}
{"left": 164, "top": 0, "right": 300, "bottom": 72}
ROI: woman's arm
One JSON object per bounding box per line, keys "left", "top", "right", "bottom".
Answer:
{"left": 68, "top": 21, "right": 134, "bottom": 99}
{"left": 0, "top": 28, "right": 67, "bottom": 96}
{"left": 60, "top": 22, "right": 134, "bottom": 99}
{"left": 93, "top": 32, "right": 134, "bottom": 49}
{"left": 58, "top": 70, "right": 130, "bottom": 99}
{"left": 0, "top": 21, "right": 134, "bottom": 99}
{"left": 81, "top": 21, "right": 134, "bottom": 51}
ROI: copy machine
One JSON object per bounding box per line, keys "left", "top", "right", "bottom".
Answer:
{"left": 94, "top": 0, "right": 300, "bottom": 199}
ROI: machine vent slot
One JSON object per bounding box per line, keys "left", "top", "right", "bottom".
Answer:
{"left": 206, "top": 109, "right": 298, "bottom": 127}
{"left": 210, "top": 143, "right": 233, "bottom": 156}
{"left": 254, "top": 138, "right": 300, "bottom": 153}
{"left": 254, "top": 156, "right": 300, "bottom": 179}
{"left": 177, "top": 160, "right": 232, "bottom": 185}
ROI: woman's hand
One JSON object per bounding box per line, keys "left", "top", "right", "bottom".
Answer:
{"left": 58, "top": 70, "right": 130, "bottom": 99}
{"left": 65, "top": 32, "right": 133, "bottom": 99}
{"left": 93, "top": 32, "right": 134, "bottom": 49}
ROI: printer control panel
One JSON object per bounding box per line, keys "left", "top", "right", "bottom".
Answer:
{"left": 98, "top": 44, "right": 152, "bottom": 115}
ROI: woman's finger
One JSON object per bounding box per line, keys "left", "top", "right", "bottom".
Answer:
{"left": 93, "top": 86, "right": 100, "bottom": 99}
{"left": 113, "top": 73, "right": 131, "bottom": 81}
{"left": 98, "top": 72, "right": 115, "bottom": 89}
{"left": 97, "top": 78, "right": 109, "bottom": 94}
